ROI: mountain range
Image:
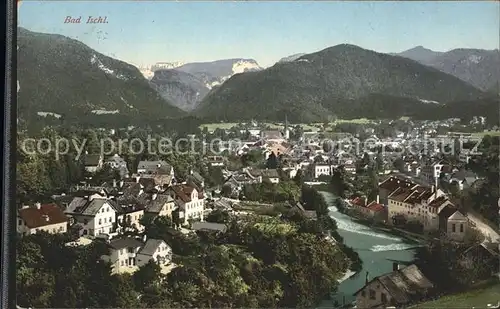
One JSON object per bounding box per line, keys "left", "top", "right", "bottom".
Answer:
{"left": 17, "top": 27, "right": 496, "bottom": 125}
{"left": 393, "top": 46, "right": 500, "bottom": 91}
{"left": 149, "top": 59, "right": 262, "bottom": 111}
{"left": 17, "top": 27, "right": 185, "bottom": 123}
{"left": 194, "top": 44, "right": 486, "bottom": 122}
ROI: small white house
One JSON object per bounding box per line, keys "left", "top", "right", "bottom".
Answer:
{"left": 101, "top": 237, "right": 173, "bottom": 274}
{"left": 136, "top": 239, "right": 172, "bottom": 267}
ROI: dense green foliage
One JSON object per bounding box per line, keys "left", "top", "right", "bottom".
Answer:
{"left": 413, "top": 240, "right": 499, "bottom": 295}
{"left": 243, "top": 180, "right": 301, "bottom": 203}
{"left": 195, "top": 44, "right": 485, "bottom": 122}
{"left": 17, "top": 27, "right": 185, "bottom": 125}
{"left": 463, "top": 135, "right": 500, "bottom": 226}
{"left": 17, "top": 213, "right": 354, "bottom": 308}
{"left": 17, "top": 233, "right": 141, "bottom": 308}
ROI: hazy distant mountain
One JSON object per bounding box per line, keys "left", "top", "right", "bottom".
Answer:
{"left": 17, "top": 27, "right": 185, "bottom": 123}
{"left": 194, "top": 44, "right": 485, "bottom": 122}
{"left": 277, "top": 53, "right": 307, "bottom": 63}
{"left": 175, "top": 59, "right": 263, "bottom": 88}
{"left": 149, "top": 58, "right": 263, "bottom": 111}
{"left": 150, "top": 69, "right": 210, "bottom": 112}
{"left": 391, "top": 46, "right": 443, "bottom": 63}
{"left": 394, "top": 46, "right": 500, "bottom": 91}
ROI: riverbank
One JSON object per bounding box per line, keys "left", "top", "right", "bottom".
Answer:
{"left": 319, "top": 191, "right": 417, "bottom": 307}
{"left": 330, "top": 195, "right": 428, "bottom": 245}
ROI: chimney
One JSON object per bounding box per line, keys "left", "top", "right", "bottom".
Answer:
{"left": 376, "top": 195, "right": 380, "bottom": 204}
{"left": 392, "top": 262, "right": 400, "bottom": 271}
{"left": 35, "top": 202, "right": 41, "bottom": 210}
{"left": 152, "top": 193, "right": 158, "bottom": 200}
{"left": 135, "top": 175, "right": 140, "bottom": 183}
{"left": 43, "top": 215, "right": 49, "bottom": 222}
{"left": 431, "top": 185, "right": 435, "bottom": 193}
{"left": 365, "top": 271, "right": 369, "bottom": 285}
{"left": 113, "top": 179, "right": 117, "bottom": 188}
{"left": 143, "top": 234, "right": 147, "bottom": 243}
{"left": 119, "top": 180, "right": 124, "bottom": 188}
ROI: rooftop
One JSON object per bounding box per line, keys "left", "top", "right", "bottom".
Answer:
{"left": 18, "top": 204, "right": 68, "bottom": 228}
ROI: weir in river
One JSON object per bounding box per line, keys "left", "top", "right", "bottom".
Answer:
{"left": 319, "top": 191, "right": 418, "bottom": 307}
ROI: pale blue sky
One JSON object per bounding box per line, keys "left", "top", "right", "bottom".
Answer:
{"left": 19, "top": 1, "right": 500, "bottom": 68}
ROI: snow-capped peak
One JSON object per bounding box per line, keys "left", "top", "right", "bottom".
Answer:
{"left": 151, "top": 62, "right": 185, "bottom": 71}
{"left": 232, "top": 59, "right": 262, "bottom": 74}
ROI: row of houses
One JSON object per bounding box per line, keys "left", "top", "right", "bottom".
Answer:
{"left": 349, "top": 175, "right": 471, "bottom": 241}
{"left": 17, "top": 159, "right": 210, "bottom": 274}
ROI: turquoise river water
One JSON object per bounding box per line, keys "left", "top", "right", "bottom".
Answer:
{"left": 319, "top": 191, "right": 418, "bottom": 308}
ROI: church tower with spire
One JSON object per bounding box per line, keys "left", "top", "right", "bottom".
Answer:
{"left": 284, "top": 114, "right": 290, "bottom": 140}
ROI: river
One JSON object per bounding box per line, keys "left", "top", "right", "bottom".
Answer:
{"left": 319, "top": 191, "right": 418, "bottom": 307}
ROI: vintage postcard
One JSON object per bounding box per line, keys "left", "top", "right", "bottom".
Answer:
{"left": 14, "top": 1, "right": 500, "bottom": 308}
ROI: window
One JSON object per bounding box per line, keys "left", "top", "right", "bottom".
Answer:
{"left": 109, "top": 217, "right": 112, "bottom": 222}
{"left": 381, "top": 293, "right": 387, "bottom": 303}
{"left": 104, "top": 218, "right": 107, "bottom": 223}
{"left": 18, "top": 219, "right": 22, "bottom": 226}
{"left": 98, "top": 219, "right": 102, "bottom": 225}
{"left": 460, "top": 224, "right": 464, "bottom": 232}
{"left": 121, "top": 260, "right": 124, "bottom": 266}
{"left": 452, "top": 224, "right": 456, "bottom": 232}
{"left": 369, "top": 289, "right": 376, "bottom": 300}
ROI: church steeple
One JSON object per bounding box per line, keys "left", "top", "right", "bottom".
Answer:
{"left": 284, "top": 114, "right": 290, "bottom": 140}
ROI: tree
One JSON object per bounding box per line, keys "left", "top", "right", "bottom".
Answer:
{"left": 330, "top": 167, "right": 348, "bottom": 198}
{"left": 221, "top": 185, "right": 232, "bottom": 197}
{"left": 266, "top": 152, "right": 279, "bottom": 169}
{"left": 206, "top": 209, "right": 230, "bottom": 223}
{"left": 393, "top": 157, "right": 405, "bottom": 172}
{"left": 292, "top": 169, "right": 304, "bottom": 186}
{"left": 133, "top": 260, "right": 163, "bottom": 292}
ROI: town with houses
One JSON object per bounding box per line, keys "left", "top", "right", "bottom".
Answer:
{"left": 16, "top": 116, "right": 500, "bottom": 309}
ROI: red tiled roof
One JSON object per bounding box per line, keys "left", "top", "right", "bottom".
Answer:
{"left": 171, "top": 184, "right": 198, "bottom": 203}
{"left": 351, "top": 197, "right": 366, "bottom": 207}
{"left": 18, "top": 204, "right": 68, "bottom": 229}
{"left": 366, "top": 201, "right": 385, "bottom": 212}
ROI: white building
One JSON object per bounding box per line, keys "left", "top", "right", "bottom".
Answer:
{"left": 65, "top": 194, "right": 119, "bottom": 236}
{"left": 312, "top": 163, "right": 332, "bottom": 179}
{"left": 169, "top": 184, "right": 205, "bottom": 225}
{"left": 101, "top": 237, "right": 172, "bottom": 274}
{"left": 17, "top": 203, "right": 68, "bottom": 235}
{"left": 136, "top": 238, "right": 173, "bottom": 267}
